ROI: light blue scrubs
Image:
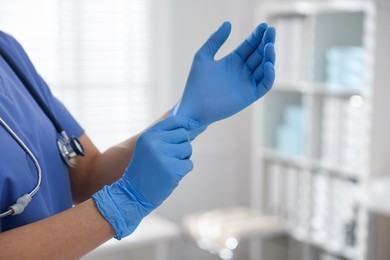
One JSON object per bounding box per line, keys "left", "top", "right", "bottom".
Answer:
{"left": 0, "top": 31, "right": 84, "bottom": 232}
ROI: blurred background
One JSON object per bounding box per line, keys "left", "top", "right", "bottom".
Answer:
{"left": 1, "top": 0, "right": 390, "bottom": 259}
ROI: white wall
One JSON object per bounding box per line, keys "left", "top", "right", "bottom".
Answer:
{"left": 154, "top": 0, "right": 259, "bottom": 224}
{"left": 370, "top": 0, "right": 390, "bottom": 178}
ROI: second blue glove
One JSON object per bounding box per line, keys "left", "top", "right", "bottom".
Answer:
{"left": 174, "top": 22, "right": 276, "bottom": 127}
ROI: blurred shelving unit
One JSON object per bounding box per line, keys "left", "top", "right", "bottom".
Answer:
{"left": 251, "top": 1, "right": 381, "bottom": 260}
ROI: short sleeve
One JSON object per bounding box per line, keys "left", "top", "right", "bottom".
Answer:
{"left": 0, "top": 31, "right": 84, "bottom": 138}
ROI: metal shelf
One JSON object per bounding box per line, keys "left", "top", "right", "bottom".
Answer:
{"left": 261, "top": 1, "right": 375, "bottom": 16}
{"left": 312, "top": 235, "right": 355, "bottom": 259}
{"left": 291, "top": 230, "right": 357, "bottom": 260}
{"left": 262, "top": 148, "right": 362, "bottom": 182}
{"left": 273, "top": 80, "right": 365, "bottom": 98}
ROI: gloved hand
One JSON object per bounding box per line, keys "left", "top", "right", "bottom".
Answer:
{"left": 174, "top": 22, "right": 276, "bottom": 127}
{"left": 92, "top": 116, "right": 198, "bottom": 240}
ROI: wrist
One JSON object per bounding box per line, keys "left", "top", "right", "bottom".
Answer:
{"left": 92, "top": 178, "right": 155, "bottom": 240}
{"left": 170, "top": 101, "right": 207, "bottom": 140}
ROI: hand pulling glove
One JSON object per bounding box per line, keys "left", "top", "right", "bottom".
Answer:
{"left": 93, "top": 116, "right": 198, "bottom": 239}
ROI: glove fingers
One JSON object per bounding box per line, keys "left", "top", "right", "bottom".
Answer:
{"left": 245, "top": 27, "right": 276, "bottom": 72}
{"left": 233, "top": 23, "right": 267, "bottom": 61}
{"left": 197, "top": 21, "right": 231, "bottom": 60}
{"left": 154, "top": 115, "right": 199, "bottom": 132}
{"left": 161, "top": 128, "right": 190, "bottom": 144}
{"left": 173, "top": 158, "right": 194, "bottom": 177}
{"left": 253, "top": 43, "right": 275, "bottom": 82}
{"left": 256, "top": 62, "right": 275, "bottom": 98}
{"left": 163, "top": 142, "right": 193, "bottom": 160}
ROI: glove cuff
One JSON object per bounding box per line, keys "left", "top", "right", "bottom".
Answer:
{"left": 170, "top": 100, "right": 181, "bottom": 116}
{"left": 92, "top": 179, "right": 156, "bottom": 240}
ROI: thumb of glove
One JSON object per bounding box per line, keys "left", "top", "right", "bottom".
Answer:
{"left": 197, "top": 21, "right": 232, "bottom": 60}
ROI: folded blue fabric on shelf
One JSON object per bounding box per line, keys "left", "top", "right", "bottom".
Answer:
{"left": 276, "top": 105, "right": 304, "bottom": 155}
{"left": 326, "top": 47, "right": 365, "bottom": 90}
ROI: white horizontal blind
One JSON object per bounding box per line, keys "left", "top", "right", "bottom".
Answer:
{"left": 0, "top": 0, "right": 60, "bottom": 84}
{"left": 0, "top": 0, "right": 152, "bottom": 151}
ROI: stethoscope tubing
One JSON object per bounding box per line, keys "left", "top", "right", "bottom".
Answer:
{"left": 0, "top": 117, "right": 42, "bottom": 218}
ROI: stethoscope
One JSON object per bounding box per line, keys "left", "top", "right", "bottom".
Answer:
{"left": 0, "top": 46, "right": 85, "bottom": 218}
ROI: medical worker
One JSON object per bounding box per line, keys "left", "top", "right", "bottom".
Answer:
{"left": 0, "top": 22, "right": 275, "bottom": 258}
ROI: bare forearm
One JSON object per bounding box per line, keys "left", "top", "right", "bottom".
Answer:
{"left": 0, "top": 199, "right": 114, "bottom": 259}
{"left": 70, "top": 134, "right": 139, "bottom": 203}
{"left": 83, "top": 136, "right": 139, "bottom": 197}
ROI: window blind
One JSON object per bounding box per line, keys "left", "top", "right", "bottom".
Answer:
{"left": 0, "top": 0, "right": 152, "bottom": 151}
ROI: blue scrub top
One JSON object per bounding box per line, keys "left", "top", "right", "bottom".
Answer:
{"left": 0, "top": 31, "right": 84, "bottom": 232}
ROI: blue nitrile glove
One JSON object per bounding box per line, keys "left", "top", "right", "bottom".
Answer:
{"left": 92, "top": 116, "right": 198, "bottom": 240}
{"left": 170, "top": 103, "right": 207, "bottom": 140}
{"left": 174, "top": 21, "right": 276, "bottom": 127}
